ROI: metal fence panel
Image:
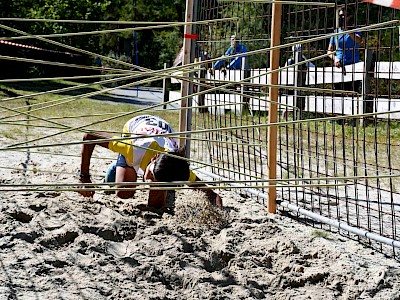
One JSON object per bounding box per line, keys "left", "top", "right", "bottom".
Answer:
{"left": 189, "top": 0, "right": 400, "bottom": 258}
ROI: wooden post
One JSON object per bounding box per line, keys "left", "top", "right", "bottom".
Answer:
{"left": 197, "top": 57, "right": 208, "bottom": 113}
{"left": 162, "top": 62, "right": 170, "bottom": 110}
{"left": 293, "top": 44, "right": 306, "bottom": 117}
{"left": 179, "top": 0, "right": 194, "bottom": 149}
{"left": 267, "top": 3, "right": 282, "bottom": 214}
{"left": 362, "top": 48, "right": 374, "bottom": 125}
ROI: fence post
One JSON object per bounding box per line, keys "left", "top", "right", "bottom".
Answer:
{"left": 362, "top": 48, "right": 375, "bottom": 125}
{"left": 197, "top": 57, "right": 208, "bottom": 113}
{"left": 267, "top": 2, "right": 282, "bottom": 214}
{"left": 293, "top": 44, "right": 306, "bottom": 118}
{"left": 180, "top": 0, "right": 196, "bottom": 157}
{"left": 162, "top": 62, "right": 170, "bottom": 110}
{"left": 241, "top": 57, "right": 250, "bottom": 114}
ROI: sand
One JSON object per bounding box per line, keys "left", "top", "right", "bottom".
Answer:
{"left": 1, "top": 135, "right": 400, "bottom": 300}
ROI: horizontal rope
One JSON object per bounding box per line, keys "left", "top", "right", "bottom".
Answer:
{"left": 5, "top": 149, "right": 114, "bottom": 160}
{"left": 1, "top": 136, "right": 266, "bottom": 180}
{"left": 1, "top": 173, "right": 399, "bottom": 186}
{"left": 218, "top": 0, "right": 335, "bottom": 6}
{"left": 0, "top": 120, "right": 262, "bottom": 147}
{"left": 0, "top": 183, "right": 351, "bottom": 193}
{"left": 0, "top": 17, "right": 238, "bottom": 25}
{"left": 0, "top": 73, "right": 126, "bottom": 83}
{"left": 0, "top": 165, "right": 104, "bottom": 178}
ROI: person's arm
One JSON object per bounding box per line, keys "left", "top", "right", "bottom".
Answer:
{"left": 228, "top": 44, "right": 248, "bottom": 69}
{"left": 187, "top": 173, "right": 223, "bottom": 208}
{"left": 327, "top": 42, "right": 342, "bottom": 68}
{"left": 327, "top": 37, "right": 336, "bottom": 61}
{"left": 213, "top": 46, "right": 234, "bottom": 69}
{"left": 213, "top": 59, "right": 224, "bottom": 70}
{"left": 348, "top": 31, "right": 363, "bottom": 46}
{"left": 227, "top": 57, "right": 239, "bottom": 69}
{"left": 79, "top": 132, "right": 112, "bottom": 197}
{"left": 225, "top": 46, "right": 233, "bottom": 56}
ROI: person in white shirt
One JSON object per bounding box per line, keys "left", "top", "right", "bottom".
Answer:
{"left": 78, "top": 115, "right": 222, "bottom": 210}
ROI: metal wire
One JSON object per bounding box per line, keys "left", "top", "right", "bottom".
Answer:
{"left": 192, "top": 0, "right": 400, "bottom": 258}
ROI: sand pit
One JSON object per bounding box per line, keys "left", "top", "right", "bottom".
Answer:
{"left": 0, "top": 136, "right": 400, "bottom": 299}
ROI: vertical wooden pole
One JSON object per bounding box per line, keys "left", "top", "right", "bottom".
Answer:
{"left": 362, "top": 48, "right": 374, "bottom": 114}
{"left": 179, "top": 0, "right": 194, "bottom": 148}
{"left": 293, "top": 44, "right": 306, "bottom": 116}
{"left": 162, "top": 62, "right": 170, "bottom": 110}
{"left": 267, "top": 3, "right": 282, "bottom": 214}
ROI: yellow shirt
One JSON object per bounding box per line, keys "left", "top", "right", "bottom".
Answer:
{"left": 108, "top": 115, "right": 196, "bottom": 181}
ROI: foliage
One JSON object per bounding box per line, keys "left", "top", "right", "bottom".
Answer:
{"left": 103, "top": 0, "right": 186, "bottom": 70}
{"left": 0, "top": 0, "right": 185, "bottom": 77}
{"left": 153, "top": 29, "right": 182, "bottom": 69}
{"left": 1, "top": 1, "right": 111, "bottom": 51}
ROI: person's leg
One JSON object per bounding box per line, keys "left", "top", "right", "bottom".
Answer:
{"left": 115, "top": 166, "right": 137, "bottom": 199}
{"left": 333, "top": 82, "right": 343, "bottom": 96}
{"left": 148, "top": 189, "right": 168, "bottom": 209}
{"left": 113, "top": 154, "right": 137, "bottom": 199}
{"left": 331, "top": 83, "right": 342, "bottom": 124}
{"left": 353, "top": 80, "right": 361, "bottom": 93}
{"left": 343, "top": 81, "right": 353, "bottom": 92}
{"left": 338, "top": 81, "right": 358, "bottom": 126}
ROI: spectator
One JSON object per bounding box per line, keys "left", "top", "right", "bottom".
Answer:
{"left": 213, "top": 35, "right": 248, "bottom": 71}
{"left": 327, "top": 7, "right": 363, "bottom": 125}
{"left": 327, "top": 6, "right": 363, "bottom": 92}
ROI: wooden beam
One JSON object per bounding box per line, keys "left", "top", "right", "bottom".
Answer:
{"left": 267, "top": 2, "right": 282, "bottom": 214}
{"left": 179, "top": 0, "right": 194, "bottom": 148}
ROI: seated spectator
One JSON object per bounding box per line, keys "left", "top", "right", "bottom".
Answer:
{"left": 213, "top": 35, "right": 248, "bottom": 71}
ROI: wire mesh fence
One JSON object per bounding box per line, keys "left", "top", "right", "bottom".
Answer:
{"left": 189, "top": 0, "right": 400, "bottom": 258}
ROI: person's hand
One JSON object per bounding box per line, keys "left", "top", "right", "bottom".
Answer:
{"left": 78, "top": 176, "right": 95, "bottom": 198}
{"left": 334, "top": 57, "right": 342, "bottom": 69}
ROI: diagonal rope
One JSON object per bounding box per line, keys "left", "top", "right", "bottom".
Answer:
{"left": 0, "top": 17, "right": 240, "bottom": 40}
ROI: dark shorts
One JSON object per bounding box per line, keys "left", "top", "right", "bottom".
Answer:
{"left": 115, "top": 154, "right": 133, "bottom": 168}
{"left": 105, "top": 154, "right": 133, "bottom": 183}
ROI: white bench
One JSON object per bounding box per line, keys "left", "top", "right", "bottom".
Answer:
{"left": 197, "top": 63, "right": 400, "bottom": 119}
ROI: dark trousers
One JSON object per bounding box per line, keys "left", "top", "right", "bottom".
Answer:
{"left": 334, "top": 81, "right": 361, "bottom": 94}
{"left": 332, "top": 81, "right": 361, "bottom": 125}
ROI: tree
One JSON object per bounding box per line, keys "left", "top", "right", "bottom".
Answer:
{"left": 0, "top": 0, "right": 186, "bottom": 76}
{"left": 110, "top": 0, "right": 186, "bottom": 70}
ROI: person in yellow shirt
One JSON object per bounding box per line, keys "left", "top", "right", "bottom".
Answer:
{"left": 78, "top": 115, "right": 222, "bottom": 209}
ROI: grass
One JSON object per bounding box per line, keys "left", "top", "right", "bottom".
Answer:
{"left": 2, "top": 127, "right": 23, "bottom": 140}
{"left": 271, "top": 111, "right": 400, "bottom": 190}
{"left": 189, "top": 105, "right": 400, "bottom": 192}
{"left": 311, "top": 230, "right": 330, "bottom": 240}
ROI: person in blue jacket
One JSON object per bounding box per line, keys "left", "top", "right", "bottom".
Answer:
{"left": 327, "top": 7, "right": 364, "bottom": 126}
{"left": 213, "top": 35, "right": 248, "bottom": 71}
{"left": 327, "top": 6, "right": 363, "bottom": 92}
